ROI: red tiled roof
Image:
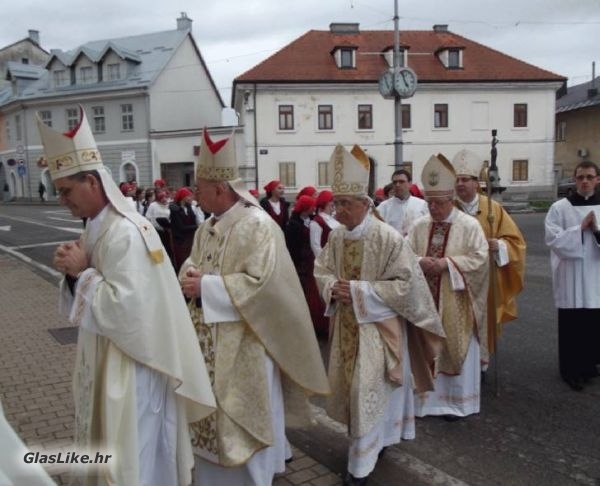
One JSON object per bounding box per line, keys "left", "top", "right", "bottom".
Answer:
{"left": 235, "top": 29, "right": 566, "bottom": 84}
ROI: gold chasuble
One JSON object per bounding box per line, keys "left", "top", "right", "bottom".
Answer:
{"left": 183, "top": 202, "right": 330, "bottom": 466}
{"left": 315, "top": 217, "right": 445, "bottom": 438}
{"left": 470, "top": 195, "right": 526, "bottom": 353}
{"left": 409, "top": 210, "right": 489, "bottom": 373}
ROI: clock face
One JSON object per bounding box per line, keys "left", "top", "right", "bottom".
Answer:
{"left": 378, "top": 69, "right": 395, "bottom": 98}
{"left": 394, "top": 67, "right": 418, "bottom": 98}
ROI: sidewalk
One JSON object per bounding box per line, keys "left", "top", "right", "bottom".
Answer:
{"left": 0, "top": 254, "right": 343, "bottom": 485}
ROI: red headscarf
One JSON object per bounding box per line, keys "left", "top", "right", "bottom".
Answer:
{"left": 293, "top": 195, "right": 316, "bottom": 214}
{"left": 249, "top": 188, "right": 259, "bottom": 198}
{"left": 264, "top": 180, "right": 281, "bottom": 193}
{"left": 316, "top": 190, "right": 333, "bottom": 209}
{"left": 174, "top": 187, "right": 193, "bottom": 203}
{"left": 154, "top": 178, "right": 166, "bottom": 188}
{"left": 296, "top": 186, "right": 317, "bottom": 200}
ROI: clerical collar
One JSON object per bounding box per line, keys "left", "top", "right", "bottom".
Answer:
{"left": 568, "top": 191, "right": 600, "bottom": 206}
{"left": 86, "top": 204, "right": 110, "bottom": 248}
{"left": 343, "top": 214, "right": 371, "bottom": 240}
{"left": 394, "top": 195, "right": 410, "bottom": 203}
{"left": 457, "top": 195, "right": 480, "bottom": 215}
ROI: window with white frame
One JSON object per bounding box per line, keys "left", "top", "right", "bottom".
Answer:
{"left": 318, "top": 105, "right": 333, "bottom": 130}
{"left": 279, "top": 162, "right": 296, "bottom": 187}
{"left": 121, "top": 104, "right": 134, "bottom": 131}
{"left": 278, "top": 105, "right": 294, "bottom": 130}
{"left": 434, "top": 104, "right": 448, "bottom": 128}
{"left": 340, "top": 48, "right": 355, "bottom": 68}
{"left": 357, "top": 104, "right": 373, "bottom": 130}
{"left": 107, "top": 63, "right": 121, "bottom": 81}
{"left": 92, "top": 106, "right": 105, "bottom": 133}
{"left": 15, "top": 115, "right": 22, "bottom": 141}
{"left": 514, "top": 104, "right": 528, "bottom": 128}
{"left": 66, "top": 108, "right": 79, "bottom": 131}
{"left": 79, "top": 66, "right": 93, "bottom": 84}
{"left": 448, "top": 49, "right": 461, "bottom": 68}
{"left": 39, "top": 110, "right": 52, "bottom": 127}
{"left": 53, "top": 69, "right": 67, "bottom": 87}
{"left": 318, "top": 161, "right": 330, "bottom": 186}
{"left": 512, "top": 159, "right": 528, "bottom": 181}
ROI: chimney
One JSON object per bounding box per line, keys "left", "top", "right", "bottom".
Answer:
{"left": 588, "top": 61, "right": 598, "bottom": 99}
{"left": 28, "top": 29, "right": 40, "bottom": 45}
{"left": 177, "top": 12, "right": 193, "bottom": 31}
{"left": 329, "top": 23, "right": 360, "bottom": 34}
{"left": 433, "top": 24, "right": 449, "bottom": 33}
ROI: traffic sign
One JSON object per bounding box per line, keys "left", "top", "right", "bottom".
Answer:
{"left": 17, "top": 164, "right": 26, "bottom": 176}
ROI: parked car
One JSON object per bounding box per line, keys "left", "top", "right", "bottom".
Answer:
{"left": 557, "top": 177, "right": 576, "bottom": 198}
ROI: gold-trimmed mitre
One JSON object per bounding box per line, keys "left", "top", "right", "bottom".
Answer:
{"left": 36, "top": 106, "right": 102, "bottom": 181}
{"left": 197, "top": 128, "right": 237, "bottom": 181}
{"left": 329, "top": 144, "right": 370, "bottom": 196}
{"left": 421, "top": 154, "right": 456, "bottom": 199}
{"left": 452, "top": 149, "right": 483, "bottom": 179}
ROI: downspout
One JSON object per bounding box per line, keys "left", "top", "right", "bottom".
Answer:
{"left": 253, "top": 83, "right": 259, "bottom": 190}
{"left": 145, "top": 90, "right": 152, "bottom": 184}
{"left": 22, "top": 104, "right": 32, "bottom": 200}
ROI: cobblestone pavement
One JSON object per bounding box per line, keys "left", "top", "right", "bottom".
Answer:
{"left": 0, "top": 254, "right": 344, "bottom": 485}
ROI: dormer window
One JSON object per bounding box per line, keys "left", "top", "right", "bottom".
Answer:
{"left": 448, "top": 49, "right": 461, "bottom": 68}
{"left": 332, "top": 46, "right": 357, "bottom": 69}
{"left": 53, "top": 69, "right": 68, "bottom": 87}
{"left": 107, "top": 63, "right": 121, "bottom": 81}
{"left": 79, "top": 66, "right": 93, "bottom": 84}
{"left": 437, "top": 47, "right": 463, "bottom": 69}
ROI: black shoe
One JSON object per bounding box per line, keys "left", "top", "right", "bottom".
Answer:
{"left": 378, "top": 446, "right": 388, "bottom": 459}
{"left": 443, "top": 414, "right": 462, "bottom": 422}
{"left": 285, "top": 456, "right": 294, "bottom": 464}
{"left": 564, "top": 378, "right": 584, "bottom": 391}
{"left": 343, "top": 472, "right": 369, "bottom": 485}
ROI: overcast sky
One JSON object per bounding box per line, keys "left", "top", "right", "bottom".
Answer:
{"left": 2, "top": 0, "right": 598, "bottom": 103}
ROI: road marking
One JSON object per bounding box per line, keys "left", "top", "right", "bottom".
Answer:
{"left": 0, "top": 243, "right": 61, "bottom": 278}
{"left": 47, "top": 216, "right": 82, "bottom": 223}
{"left": 10, "top": 241, "right": 73, "bottom": 250}
{"left": 0, "top": 225, "right": 11, "bottom": 231}
{"left": 0, "top": 214, "right": 83, "bottom": 234}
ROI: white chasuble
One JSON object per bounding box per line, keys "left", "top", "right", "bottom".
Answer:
{"left": 61, "top": 205, "right": 215, "bottom": 486}
{"left": 181, "top": 202, "right": 329, "bottom": 473}
{"left": 315, "top": 216, "right": 444, "bottom": 439}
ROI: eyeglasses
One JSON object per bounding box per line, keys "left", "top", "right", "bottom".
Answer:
{"left": 575, "top": 175, "right": 597, "bottom": 181}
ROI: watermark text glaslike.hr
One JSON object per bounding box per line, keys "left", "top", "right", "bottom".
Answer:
{"left": 24, "top": 451, "right": 112, "bottom": 464}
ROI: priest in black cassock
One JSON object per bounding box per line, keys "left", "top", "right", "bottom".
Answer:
{"left": 545, "top": 160, "right": 600, "bottom": 391}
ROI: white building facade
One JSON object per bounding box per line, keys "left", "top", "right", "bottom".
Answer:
{"left": 233, "top": 24, "right": 565, "bottom": 199}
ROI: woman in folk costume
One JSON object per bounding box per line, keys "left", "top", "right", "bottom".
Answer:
{"left": 310, "top": 190, "right": 341, "bottom": 259}
{"left": 36, "top": 106, "right": 215, "bottom": 485}
{"left": 260, "top": 179, "right": 290, "bottom": 229}
{"left": 314, "top": 144, "right": 445, "bottom": 485}
{"left": 169, "top": 187, "right": 198, "bottom": 272}
{"left": 179, "top": 129, "right": 330, "bottom": 485}
{"left": 284, "top": 195, "right": 328, "bottom": 337}
{"left": 408, "top": 154, "right": 489, "bottom": 420}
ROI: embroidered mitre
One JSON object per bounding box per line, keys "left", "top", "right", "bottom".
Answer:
{"left": 329, "top": 144, "right": 370, "bottom": 197}
{"left": 421, "top": 154, "right": 456, "bottom": 199}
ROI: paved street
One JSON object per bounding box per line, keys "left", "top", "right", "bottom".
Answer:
{"left": 1, "top": 203, "right": 599, "bottom": 485}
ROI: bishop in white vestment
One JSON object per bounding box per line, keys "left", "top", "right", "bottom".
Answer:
{"left": 38, "top": 106, "right": 216, "bottom": 486}
{"left": 314, "top": 144, "right": 445, "bottom": 485}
